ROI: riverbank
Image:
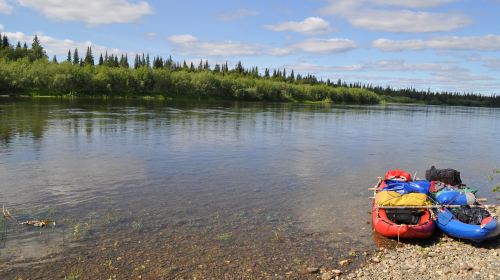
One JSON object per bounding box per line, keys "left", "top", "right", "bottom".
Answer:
{"left": 342, "top": 206, "right": 500, "bottom": 280}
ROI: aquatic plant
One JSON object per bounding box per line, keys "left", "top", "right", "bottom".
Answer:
{"left": 73, "top": 224, "right": 79, "bottom": 240}
{"left": 491, "top": 169, "right": 500, "bottom": 192}
{"left": 217, "top": 232, "right": 232, "bottom": 241}
{"left": 64, "top": 268, "right": 82, "bottom": 280}
{"left": 0, "top": 216, "right": 7, "bottom": 241}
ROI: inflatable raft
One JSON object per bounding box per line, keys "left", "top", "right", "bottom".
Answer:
{"left": 372, "top": 203, "right": 435, "bottom": 239}
{"left": 372, "top": 170, "right": 435, "bottom": 239}
{"left": 435, "top": 207, "right": 499, "bottom": 242}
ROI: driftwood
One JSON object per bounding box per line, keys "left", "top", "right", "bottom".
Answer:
{"left": 19, "top": 220, "right": 55, "bottom": 227}
{"left": 3, "top": 205, "right": 55, "bottom": 227}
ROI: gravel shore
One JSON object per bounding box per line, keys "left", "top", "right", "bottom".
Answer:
{"left": 344, "top": 236, "right": 499, "bottom": 280}
{"left": 338, "top": 206, "right": 500, "bottom": 280}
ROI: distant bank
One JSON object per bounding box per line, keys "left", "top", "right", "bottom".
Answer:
{"left": 1, "top": 34, "right": 499, "bottom": 107}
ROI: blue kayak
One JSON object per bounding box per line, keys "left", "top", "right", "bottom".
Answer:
{"left": 436, "top": 208, "right": 500, "bottom": 242}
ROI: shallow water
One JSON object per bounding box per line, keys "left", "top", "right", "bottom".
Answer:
{"left": 0, "top": 98, "right": 499, "bottom": 278}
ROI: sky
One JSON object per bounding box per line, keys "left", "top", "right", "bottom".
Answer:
{"left": 1, "top": 0, "right": 500, "bottom": 94}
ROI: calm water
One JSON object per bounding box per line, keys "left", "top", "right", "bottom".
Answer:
{"left": 0, "top": 98, "right": 499, "bottom": 278}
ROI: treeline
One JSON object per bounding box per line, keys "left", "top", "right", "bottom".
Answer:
{"left": 0, "top": 33, "right": 498, "bottom": 106}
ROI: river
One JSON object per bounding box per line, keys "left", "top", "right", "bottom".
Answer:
{"left": 0, "top": 98, "right": 499, "bottom": 278}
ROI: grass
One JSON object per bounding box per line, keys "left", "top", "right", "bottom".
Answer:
{"left": 64, "top": 268, "right": 82, "bottom": 280}
{"left": 73, "top": 224, "right": 79, "bottom": 240}
{"left": 217, "top": 232, "right": 232, "bottom": 241}
{"left": 0, "top": 216, "right": 7, "bottom": 241}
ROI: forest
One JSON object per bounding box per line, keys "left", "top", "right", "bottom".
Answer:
{"left": 1, "top": 33, "right": 499, "bottom": 107}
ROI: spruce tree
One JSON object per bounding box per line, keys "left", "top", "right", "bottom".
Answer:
{"left": 30, "top": 35, "right": 46, "bottom": 61}
{"left": 67, "top": 50, "right": 72, "bottom": 62}
{"left": 134, "top": 54, "right": 139, "bottom": 69}
{"left": 2, "top": 35, "right": 9, "bottom": 49}
{"left": 84, "top": 46, "right": 94, "bottom": 66}
{"left": 73, "top": 48, "right": 79, "bottom": 65}
{"left": 98, "top": 54, "right": 104, "bottom": 65}
{"left": 52, "top": 55, "right": 58, "bottom": 63}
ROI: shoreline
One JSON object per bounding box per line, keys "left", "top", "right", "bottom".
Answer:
{"left": 339, "top": 206, "right": 500, "bottom": 280}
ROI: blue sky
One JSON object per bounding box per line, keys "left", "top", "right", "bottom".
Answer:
{"left": 1, "top": 0, "right": 500, "bottom": 94}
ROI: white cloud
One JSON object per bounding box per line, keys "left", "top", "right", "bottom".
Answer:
{"left": 468, "top": 56, "right": 500, "bottom": 71}
{"left": 282, "top": 62, "right": 362, "bottom": 73}
{"left": 373, "top": 0, "right": 457, "bottom": 8}
{"left": 373, "top": 35, "right": 500, "bottom": 51}
{"left": 279, "top": 59, "right": 500, "bottom": 93}
{"left": 168, "top": 34, "right": 198, "bottom": 44}
{"left": 273, "top": 38, "right": 357, "bottom": 55}
{"left": 373, "top": 39, "right": 426, "bottom": 51}
{"left": 145, "top": 32, "right": 156, "bottom": 38}
{"left": 0, "top": 0, "right": 14, "bottom": 14}
{"left": 322, "top": 0, "right": 470, "bottom": 32}
{"left": 17, "top": 0, "right": 152, "bottom": 25}
{"left": 216, "top": 8, "right": 259, "bottom": 21}
{"left": 480, "top": 57, "right": 500, "bottom": 71}
{"left": 0, "top": 24, "right": 4, "bottom": 31}
{"left": 265, "top": 17, "right": 333, "bottom": 35}
{"left": 365, "top": 59, "right": 462, "bottom": 72}
{"left": 3, "top": 30, "right": 125, "bottom": 58}
{"left": 282, "top": 60, "right": 460, "bottom": 74}
{"left": 293, "top": 38, "right": 356, "bottom": 53}
{"left": 167, "top": 34, "right": 261, "bottom": 56}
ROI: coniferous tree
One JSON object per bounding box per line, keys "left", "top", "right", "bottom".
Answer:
{"left": 52, "top": 55, "right": 58, "bottom": 63}
{"left": 235, "top": 61, "right": 244, "bottom": 74}
{"left": 14, "top": 42, "right": 22, "bottom": 59}
{"left": 98, "top": 54, "right": 104, "bottom": 65}
{"left": 84, "top": 46, "right": 94, "bottom": 66}
{"left": 73, "top": 48, "right": 79, "bottom": 65}
{"left": 2, "top": 35, "right": 9, "bottom": 49}
{"left": 67, "top": 50, "right": 72, "bottom": 63}
{"left": 30, "top": 35, "right": 46, "bottom": 61}
{"left": 134, "top": 54, "right": 139, "bottom": 69}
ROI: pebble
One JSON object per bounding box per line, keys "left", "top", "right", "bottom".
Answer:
{"left": 305, "top": 267, "right": 319, "bottom": 274}
{"left": 349, "top": 234, "right": 500, "bottom": 280}
{"left": 321, "top": 271, "right": 333, "bottom": 280}
{"left": 339, "top": 260, "right": 350, "bottom": 266}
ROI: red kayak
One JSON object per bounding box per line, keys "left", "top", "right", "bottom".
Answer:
{"left": 372, "top": 169, "right": 435, "bottom": 239}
